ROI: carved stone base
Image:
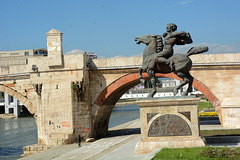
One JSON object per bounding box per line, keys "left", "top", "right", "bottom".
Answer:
{"left": 135, "top": 97, "right": 205, "bottom": 154}
{"left": 135, "top": 137, "right": 206, "bottom": 154}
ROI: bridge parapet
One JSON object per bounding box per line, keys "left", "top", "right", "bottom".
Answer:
{"left": 190, "top": 53, "right": 240, "bottom": 63}
{"left": 90, "top": 53, "right": 240, "bottom": 70}
{"left": 91, "top": 56, "right": 142, "bottom": 70}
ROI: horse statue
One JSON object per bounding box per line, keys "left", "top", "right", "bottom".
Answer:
{"left": 135, "top": 34, "right": 208, "bottom": 97}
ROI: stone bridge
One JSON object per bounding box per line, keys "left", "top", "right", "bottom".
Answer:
{"left": 1, "top": 29, "right": 240, "bottom": 146}
{"left": 90, "top": 53, "right": 240, "bottom": 138}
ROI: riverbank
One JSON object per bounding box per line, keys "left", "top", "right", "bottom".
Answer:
{"left": 19, "top": 117, "right": 240, "bottom": 160}
{"left": 0, "top": 114, "right": 17, "bottom": 119}
{"left": 19, "top": 119, "right": 142, "bottom": 160}
{"left": 2, "top": 102, "right": 219, "bottom": 159}
{"left": 0, "top": 104, "right": 140, "bottom": 160}
{"left": 18, "top": 102, "right": 220, "bottom": 159}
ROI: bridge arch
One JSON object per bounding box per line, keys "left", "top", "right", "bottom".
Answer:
{"left": 0, "top": 84, "right": 35, "bottom": 115}
{"left": 93, "top": 72, "right": 221, "bottom": 138}
{"left": 95, "top": 72, "right": 220, "bottom": 108}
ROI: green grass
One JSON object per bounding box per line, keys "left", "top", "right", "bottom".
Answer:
{"left": 152, "top": 129, "right": 240, "bottom": 160}
{"left": 152, "top": 147, "right": 240, "bottom": 160}
{"left": 198, "top": 102, "right": 214, "bottom": 112}
{"left": 117, "top": 100, "right": 214, "bottom": 110}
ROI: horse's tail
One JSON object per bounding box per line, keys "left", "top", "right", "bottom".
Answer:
{"left": 186, "top": 46, "right": 208, "bottom": 57}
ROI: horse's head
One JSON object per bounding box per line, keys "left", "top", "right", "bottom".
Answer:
{"left": 135, "top": 35, "right": 156, "bottom": 45}
{"left": 135, "top": 35, "right": 163, "bottom": 53}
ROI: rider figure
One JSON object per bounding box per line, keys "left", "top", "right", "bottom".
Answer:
{"left": 154, "top": 23, "right": 193, "bottom": 69}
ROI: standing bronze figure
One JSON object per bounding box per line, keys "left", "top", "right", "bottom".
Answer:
{"left": 135, "top": 23, "right": 208, "bottom": 97}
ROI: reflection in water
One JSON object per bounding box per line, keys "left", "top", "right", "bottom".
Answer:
{"left": 0, "top": 104, "right": 139, "bottom": 160}
{"left": 0, "top": 117, "right": 37, "bottom": 160}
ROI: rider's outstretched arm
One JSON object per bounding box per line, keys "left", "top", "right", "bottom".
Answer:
{"left": 172, "top": 31, "right": 193, "bottom": 45}
{"left": 169, "top": 31, "right": 186, "bottom": 37}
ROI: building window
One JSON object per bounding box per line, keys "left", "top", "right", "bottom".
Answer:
{"left": 10, "top": 96, "right": 14, "bottom": 103}
{"left": 26, "top": 59, "right": 28, "bottom": 64}
{"left": 25, "top": 52, "right": 29, "bottom": 56}
{"left": 9, "top": 108, "right": 14, "bottom": 113}
{"left": 10, "top": 53, "right": 19, "bottom": 56}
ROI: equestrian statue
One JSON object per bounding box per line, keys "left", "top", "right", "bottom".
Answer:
{"left": 135, "top": 23, "right": 208, "bottom": 97}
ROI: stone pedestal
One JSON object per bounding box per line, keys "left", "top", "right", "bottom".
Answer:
{"left": 135, "top": 97, "right": 205, "bottom": 154}
{"left": 221, "top": 97, "right": 240, "bottom": 128}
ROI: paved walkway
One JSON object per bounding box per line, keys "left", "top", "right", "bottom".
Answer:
{"left": 20, "top": 118, "right": 239, "bottom": 160}
{"left": 20, "top": 119, "right": 144, "bottom": 160}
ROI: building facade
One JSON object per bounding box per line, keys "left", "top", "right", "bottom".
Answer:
{"left": 0, "top": 49, "right": 47, "bottom": 67}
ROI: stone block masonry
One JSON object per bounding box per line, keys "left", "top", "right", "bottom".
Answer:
{"left": 135, "top": 97, "right": 205, "bottom": 154}
{"left": 221, "top": 97, "right": 240, "bottom": 128}
{"left": 46, "top": 29, "right": 63, "bottom": 67}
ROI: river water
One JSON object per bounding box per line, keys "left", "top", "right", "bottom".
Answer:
{"left": 0, "top": 104, "right": 139, "bottom": 160}
{"left": 0, "top": 117, "right": 37, "bottom": 160}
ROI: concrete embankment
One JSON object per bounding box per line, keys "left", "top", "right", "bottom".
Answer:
{"left": 0, "top": 114, "right": 17, "bottom": 119}
{"left": 115, "top": 100, "right": 137, "bottom": 106}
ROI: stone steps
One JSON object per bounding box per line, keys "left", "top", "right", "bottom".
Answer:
{"left": 21, "top": 144, "right": 52, "bottom": 158}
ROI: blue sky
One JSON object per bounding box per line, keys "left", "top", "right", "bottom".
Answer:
{"left": 1, "top": 0, "right": 240, "bottom": 58}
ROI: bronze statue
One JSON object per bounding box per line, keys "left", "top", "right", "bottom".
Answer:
{"left": 135, "top": 23, "right": 208, "bottom": 97}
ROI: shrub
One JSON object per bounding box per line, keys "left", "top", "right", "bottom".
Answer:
{"left": 71, "top": 83, "right": 79, "bottom": 90}
{"left": 200, "top": 147, "right": 239, "bottom": 159}
{"left": 199, "top": 112, "right": 218, "bottom": 117}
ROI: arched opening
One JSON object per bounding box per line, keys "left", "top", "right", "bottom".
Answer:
{"left": 0, "top": 92, "right": 33, "bottom": 117}
{"left": 93, "top": 72, "right": 221, "bottom": 139}
{"left": 0, "top": 85, "right": 37, "bottom": 159}
{"left": 0, "top": 85, "right": 35, "bottom": 114}
{"left": 95, "top": 72, "right": 220, "bottom": 108}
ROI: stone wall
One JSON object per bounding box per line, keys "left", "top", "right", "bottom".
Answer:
{"left": 0, "top": 29, "right": 92, "bottom": 146}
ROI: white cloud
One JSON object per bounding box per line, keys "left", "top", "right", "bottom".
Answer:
{"left": 65, "top": 49, "right": 85, "bottom": 55}
{"left": 174, "top": 43, "right": 240, "bottom": 54}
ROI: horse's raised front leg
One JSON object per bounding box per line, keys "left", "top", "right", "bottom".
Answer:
{"left": 147, "top": 70, "right": 157, "bottom": 98}
{"left": 183, "top": 72, "right": 193, "bottom": 96}
{"left": 138, "top": 67, "right": 145, "bottom": 85}
{"left": 173, "top": 72, "right": 189, "bottom": 96}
